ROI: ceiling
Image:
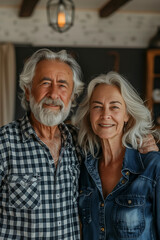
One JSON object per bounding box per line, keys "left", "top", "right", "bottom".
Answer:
{"left": 0, "top": 0, "right": 160, "bottom": 13}
{"left": 0, "top": 0, "right": 159, "bottom": 48}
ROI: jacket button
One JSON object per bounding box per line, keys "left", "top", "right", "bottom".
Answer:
{"left": 121, "top": 179, "right": 126, "bottom": 184}
{"left": 126, "top": 171, "right": 130, "bottom": 176}
{"left": 101, "top": 227, "right": 105, "bottom": 232}
{"left": 80, "top": 190, "right": 83, "bottom": 193}
{"left": 128, "top": 200, "right": 132, "bottom": 204}
{"left": 101, "top": 203, "right": 104, "bottom": 207}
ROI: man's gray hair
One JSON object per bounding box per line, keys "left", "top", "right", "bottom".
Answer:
{"left": 73, "top": 71, "right": 159, "bottom": 156}
{"left": 19, "top": 48, "right": 84, "bottom": 110}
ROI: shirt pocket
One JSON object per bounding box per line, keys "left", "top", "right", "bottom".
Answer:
{"left": 7, "top": 174, "right": 41, "bottom": 210}
{"left": 78, "top": 188, "right": 93, "bottom": 224}
{"left": 112, "top": 195, "right": 145, "bottom": 239}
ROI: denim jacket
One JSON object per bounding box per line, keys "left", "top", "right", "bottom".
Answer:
{"left": 78, "top": 148, "right": 160, "bottom": 240}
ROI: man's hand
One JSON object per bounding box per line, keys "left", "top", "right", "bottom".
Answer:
{"left": 138, "top": 134, "right": 159, "bottom": 154}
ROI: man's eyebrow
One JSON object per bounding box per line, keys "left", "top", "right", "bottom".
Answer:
{"left": 40, "top": 78, "right": 69, "bottom": 86}
{"left": 57, "top": 79, "right": 69, "bottom": 86}
{"left": 40, "top": 77, "right": 52, "bottom": 82}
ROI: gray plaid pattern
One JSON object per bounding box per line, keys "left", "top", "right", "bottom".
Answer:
{"left": 0, "top": 114, "right": 81, "bottom": 239}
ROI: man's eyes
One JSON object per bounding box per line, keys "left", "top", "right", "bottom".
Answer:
{"left": 41, "top": 82, "right": 67, "bottom": 88}
{"left": 59, "top": 84, "right": 67, "bottom": 88}
{"left": 41, "top": 81, "right": 51, "bottom": 85}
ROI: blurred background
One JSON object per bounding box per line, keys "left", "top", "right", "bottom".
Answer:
{"left": 0, "top": 0, "right": 160, "bottom": 128}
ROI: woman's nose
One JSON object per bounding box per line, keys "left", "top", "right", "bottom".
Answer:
{"left": 101, "top": 109, "right": 111, "bottom": 119}
{"left": 101, "top": 115, "right": 111, "bottom": 119}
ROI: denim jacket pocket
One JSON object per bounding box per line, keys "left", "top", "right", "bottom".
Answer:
{"left": 78, "top": 188, "right": 93, "bottom": 224}
{"left": 112, "top": 195, "right": 145, "bottom": 239}
{"left": 8, "top": 174, "right": 41, "bottom": 210}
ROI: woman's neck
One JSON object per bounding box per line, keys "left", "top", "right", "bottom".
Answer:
{"left": 100, "top": 138, "right": 125, "bottom": 166}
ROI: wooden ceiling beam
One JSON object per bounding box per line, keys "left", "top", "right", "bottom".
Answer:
{"left": 19, "top": 0, "right": 40, "bottom": 17}
{"left": 99, "top": 0, "right": 132, "bottom": 18}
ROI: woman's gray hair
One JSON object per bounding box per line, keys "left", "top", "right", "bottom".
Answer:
{"left": 19, "top": 48, "right": 84, "bottom": 110}
{"left": 74, "top": 71, "right": 159, "bottom": 156}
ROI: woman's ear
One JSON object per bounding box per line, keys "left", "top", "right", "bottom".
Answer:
{"left": 124, "top": 112, "right": 130, "bottom": 123}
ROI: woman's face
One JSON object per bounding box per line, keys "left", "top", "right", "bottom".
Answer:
{"left": 90, "top": 84, "right": 129, "bottom": 142}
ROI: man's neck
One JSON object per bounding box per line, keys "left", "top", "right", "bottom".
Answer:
{"left": 29, "top": 112, "right": 60, "bottom": 140}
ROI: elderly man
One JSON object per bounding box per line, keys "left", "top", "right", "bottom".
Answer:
{"left": 0, "top": 48, "right": 158, "bottom": 239}
{"left": 0, "top": 49, "right": 84, "bottom": 239}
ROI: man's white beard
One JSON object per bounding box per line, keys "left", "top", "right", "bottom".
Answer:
{"left": 29, "top": 95, "right": 71, "bottom": 126}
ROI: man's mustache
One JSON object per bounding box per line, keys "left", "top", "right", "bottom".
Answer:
{"left": 41, "top": 98, "right": 64, "bottom": 109}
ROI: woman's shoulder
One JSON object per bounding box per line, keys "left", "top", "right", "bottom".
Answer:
{"left": 142, "top": 151, "right": 160, "bottom": 179}
{"left": 142, "top": 151, "right": 160, "bottom": 162}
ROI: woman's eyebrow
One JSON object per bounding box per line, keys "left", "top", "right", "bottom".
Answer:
{"left": 110, "top": 101, "right": 122, "bottom": 105}
{"left": 91, "top": 101, "right": 103, "bottom": 105}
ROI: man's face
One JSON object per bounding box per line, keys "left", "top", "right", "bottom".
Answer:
{"left": 26, "top": 59, "right": 74, "bottom": 126}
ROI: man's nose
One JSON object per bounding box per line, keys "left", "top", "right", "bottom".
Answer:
{"left": 48, "top": 85, "right": 59, "bottom": 99}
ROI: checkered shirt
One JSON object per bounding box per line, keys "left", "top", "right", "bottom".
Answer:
{"left": 0, "top": 114, "right": 81, "bottom": 240}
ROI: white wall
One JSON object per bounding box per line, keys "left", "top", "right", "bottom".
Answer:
{"left": 0, "top": 6, "right": 160, "bottom": 48}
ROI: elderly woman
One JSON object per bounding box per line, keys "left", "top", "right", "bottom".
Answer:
{"left": 75, "top": 71, "right": 160, "bottom": 240}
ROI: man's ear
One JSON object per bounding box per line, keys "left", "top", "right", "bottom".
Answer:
{"left": 25, "top": 88, "right": 30, "bottom": 101}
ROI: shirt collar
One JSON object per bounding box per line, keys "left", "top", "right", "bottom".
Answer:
{"left": 20, "top": 113, "right": 36, "bottom": 141}
{"left": 20, "top": 113, "right": 74, "bottom": 147}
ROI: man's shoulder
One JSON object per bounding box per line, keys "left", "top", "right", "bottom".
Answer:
{"left": 0, "top": 119, "right": 18, "bottom": 133}
{"left": 0, "top": 117, "right": 24, "bottom": 141}
{"left": 65, "top": 123, "right": 78, "bottom": 142}
{"left": 66, "top": 124, "right": 79, "bottom": 136}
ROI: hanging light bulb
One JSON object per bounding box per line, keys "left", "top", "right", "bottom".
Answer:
{"left": 58, "top": 12, "right": 66, "bottom": 27}
{"left": 47, "top": 0, "right": 75, "bottom": 33}
{"left": 57, "top": 3, "right": 66, "bottom": 28}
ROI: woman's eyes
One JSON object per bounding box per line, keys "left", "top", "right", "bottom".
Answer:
{"left": 112, "top": 106, "right": 119, "bottom": 109}
{"left": 93, "top": 105, "right": 120, "bottom": 109}
{"left": 93, "top": 105, "right": 102, "bottom": 109}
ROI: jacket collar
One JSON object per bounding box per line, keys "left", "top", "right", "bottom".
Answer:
{"left": 85, "top": 147, "right": 145, "bottom": 175}
{"left": 122, "top": 148, "right": 145, "bottom": 174}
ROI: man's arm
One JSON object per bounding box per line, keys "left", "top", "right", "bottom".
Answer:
{"left": 138, "top": 134, "right": 159, "bottom": 153}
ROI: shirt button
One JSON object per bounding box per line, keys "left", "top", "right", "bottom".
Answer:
{"left": 56, "top": 194, "right": 60, "bottom": 198}
{"left": 101, "top": 227, "right": 105, "bottom": 232}
{"left": 128, "top": 200, "right": 132, "bottom": 204}
{"left": 126, "top": 171, "right": 130, "bottom": 176}
{"left": 100, "top": 203, "right": 104, "bottom": 207}
{"left": 58, "top": 221, "right": 61, "bottom": 226}
{"left": 121, "top": 179, "right": 126, "bottom": 184}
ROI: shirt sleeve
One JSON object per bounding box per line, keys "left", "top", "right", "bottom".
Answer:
{"left": 0, "top": 127, "right": 9, "bottom": 185}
